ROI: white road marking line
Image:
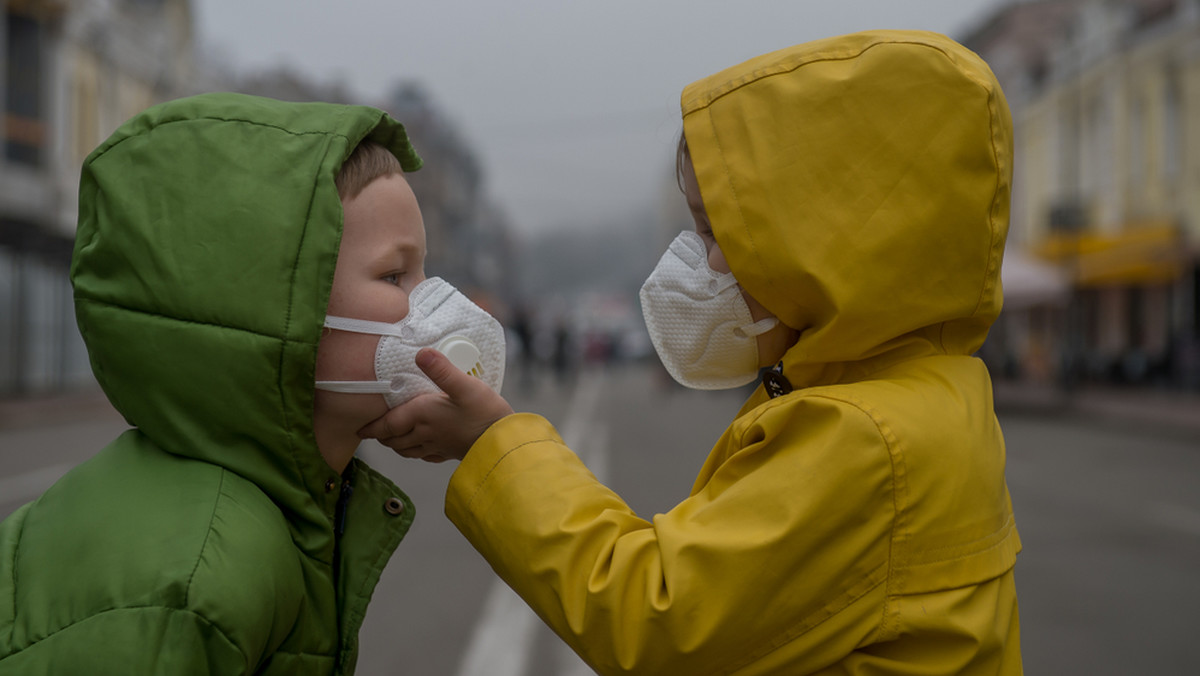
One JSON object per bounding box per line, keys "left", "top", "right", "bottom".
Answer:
{"left": 552, "top": 418, "right": 610, "bottom": 676}
{"left": 455, "top": 371, "right": 609, "bottom": 676}
{"left": 0, "top": 462, "right": 75, "bottom": 507}
{"left": 563, "top": 370, "right": 608, "bottom": 480}
{"left": 455, "top": 579, "right": 540, "bottom": 676}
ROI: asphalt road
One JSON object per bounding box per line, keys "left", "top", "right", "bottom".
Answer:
{"left": 2, "top": 363, "right": 1197, "bottom": 675}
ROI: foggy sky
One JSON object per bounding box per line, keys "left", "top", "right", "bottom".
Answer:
{"left": 193, "top": 0, "right": 1004, "bottom": 235}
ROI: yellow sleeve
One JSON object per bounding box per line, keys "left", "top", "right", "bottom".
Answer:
{"left": 445, "top": 401, "right": 897, "bottom": 676}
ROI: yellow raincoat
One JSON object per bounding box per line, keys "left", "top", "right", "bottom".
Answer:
{"left": 446, "top": 31, "right": 1022, "bottom": 675}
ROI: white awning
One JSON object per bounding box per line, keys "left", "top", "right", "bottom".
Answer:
{"left": 1001, "top": 248, "right": 1070, "bottom": 309}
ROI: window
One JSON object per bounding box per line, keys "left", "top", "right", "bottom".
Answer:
{"left": 1163, "top": 65, "right": 1181, "bottom": 180}
{"left": 4, "top": 11, "right": 46, "bottom": 166}
{"left": 0, "top": 244, "right": 17, "bottom": 394}
{"left": 1057, "top": 99, "right": 1081, "bottom": 197}
{"left": 1129, "top": 95, "right": 1145, "bottom": 185}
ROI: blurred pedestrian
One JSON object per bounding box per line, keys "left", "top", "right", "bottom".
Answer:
{"left": 511, "top": 303, "right": 537, "bottom": 392}
{"left": 551, "top": 315, "right": 575, "bottom": 386}
{"left": 364, "top": 31, "right": 1022, "bottom": 675}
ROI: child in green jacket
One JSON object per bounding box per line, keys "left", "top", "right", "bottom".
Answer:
{"left": 0, "top": 93, "right": 503, "bottom": 675}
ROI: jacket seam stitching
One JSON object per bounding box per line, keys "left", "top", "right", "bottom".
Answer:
{"left": 860, "top": 399, "right": 906, "bottom": 642}
{"left": 0, "top": 605, "right": 248, "bottom": 666}
{"left": 185, "top": 469, "right": 226, "bottom": 608}
{"left": 712, "top": 395, "right": 899, "bottom": 672}
{"left": 275, "top": 123, "right": 334, "bottom": 518}
{"left": 903, "top": 514, "right": 1018, "bottom": 563}
{"left": 804, "top": 393, "right": 906, "bottom": 642}
{"left": 713, "top": 568, "right": 888, "bottom": 676}
{"left": 90, "top": 115, "right": 355, "bottom": 166}
{"left": 72, "top": 296, "right": 307, "bottom": 344}
{"left": 742, "top": 392, "right": 905, "bottom": 645}
{"left": 685, "top": 39, "right": 955, "bottom": 113}
{"left": 966, "top": 65, "right": 1006, "bottom": 323}
{"left": 465, "top": 439, "right": 554, "bottom": 511}
{"left": 342, "top": 467, "right": 414, "bottom": 671}
{"left": 704, "top": 110, "right": 766, "bottom": 299}
{"left": 8, "top": 506, "right": 29, "bottom": 650}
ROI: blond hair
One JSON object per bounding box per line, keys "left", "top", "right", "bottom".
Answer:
{"left": 675, "top": 133, "right": 690, "bottom": 194}
{"left": 336, "top": 141, "right": 403, "bottom": 200}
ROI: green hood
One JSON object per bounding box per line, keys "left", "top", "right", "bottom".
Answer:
{"left": 71, "top": 92, "right": 422, "bottom": 555}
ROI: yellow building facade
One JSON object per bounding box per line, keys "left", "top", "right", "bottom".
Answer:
{"left": 967, "top": 0, "right": 1200, "bottom": 389}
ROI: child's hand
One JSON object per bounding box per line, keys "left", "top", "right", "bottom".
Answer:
{"left": 358, "top": 348, "right": 514, "bottom": 463}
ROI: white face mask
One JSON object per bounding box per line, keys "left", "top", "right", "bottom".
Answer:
{"left": 315, "top": 276, "right": 506, "bottom": 407}
{"left": 639, "top": 231, "right": 778, "bottom": 390}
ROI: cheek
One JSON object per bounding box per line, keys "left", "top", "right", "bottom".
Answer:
{"left": 740, "top": 288, "right": 770, "bottom": 322}
{"left": 707, "top": 245, "right": 732, "bottom": 275}
{"left": 756, "top": 324, "right": 794, "bottom": 367}
{"left": 336, "top": 287, "right": 413, "bottom": 325}
{"left": 314, "top": 330, "right": 381, "bottom": 381}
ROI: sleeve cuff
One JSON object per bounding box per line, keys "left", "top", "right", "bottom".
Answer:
{"left": 445, "top": 412, "right": 566, "bottom": 523}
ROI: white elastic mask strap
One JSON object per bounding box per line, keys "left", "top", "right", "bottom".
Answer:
{"left": 316, "top": 317, "right": 401, "bottom": 394}
{"left": 323, "top": 316, "right": 407, "bottom": 338}
{"left": 314, "top": 380, "right": 393, "bottom": 394}
{"left": 737, "top": 317, "right": 779, "bottom": 338}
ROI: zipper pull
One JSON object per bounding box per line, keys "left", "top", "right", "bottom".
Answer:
{"left": 762, "top": 361, "right": 793, "bottom": 399}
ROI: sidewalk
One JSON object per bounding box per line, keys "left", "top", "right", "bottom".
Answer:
{"left": 0, "top": 387, "right": 123, "bottom": 432}
{"left": 992, "top": 380, "right": 1200, "bottom": 437}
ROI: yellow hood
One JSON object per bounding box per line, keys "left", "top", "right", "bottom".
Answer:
{"left": 682, "top": 31, "right": 1012, "bottom": 383}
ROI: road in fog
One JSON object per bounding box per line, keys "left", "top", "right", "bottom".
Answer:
{"left": 3, "top": 363, "right": 1197, "bottom": 675}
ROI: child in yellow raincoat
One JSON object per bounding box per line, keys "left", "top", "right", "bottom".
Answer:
{"left": 363, "top": 30, "right": 1023, "bottom": 675}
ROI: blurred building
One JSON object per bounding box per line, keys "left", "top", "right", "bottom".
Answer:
{"left": 1, "top": 1, "right": 515, "bottom": 400}
{"left": 233, "top": 65, "right": 353, "bottom": 105}
{"left": 1, "top": 0, "right": 199, "bottom": 397}
{"left": 964, "top": 0, "right": 1200, "bottom": 390}
{"left": 378, "top": 82, "right": 518, "bottom": 320}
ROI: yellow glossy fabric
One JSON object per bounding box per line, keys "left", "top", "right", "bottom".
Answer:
{"left": 447, "top": 31, "right": 1021, "bottom": 675}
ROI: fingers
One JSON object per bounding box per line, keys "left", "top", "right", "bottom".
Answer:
{"left": 415, "top": 348, "right": 485, "bottom": 401}
{"left": 358, "top": 391, "right": 433, "bottom": 440}
{"left": 357, "top": 407, "right": 405, "bottom": 441}
{"left": 357, "top": 350, "right": 516, "bottom": 463}
{"left": 359, "top": 393, "right": 453, "bottom": 460}
{"left": 391, "top": 443, "right": 447, "bottom": 464}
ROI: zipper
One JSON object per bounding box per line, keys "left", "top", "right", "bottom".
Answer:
{"left": 331, "top": 472, "right": 355, "bottom": 675}
{"left": 335, "top": 476, "right": 355, "bottom": 537}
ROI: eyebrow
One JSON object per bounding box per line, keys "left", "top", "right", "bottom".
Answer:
{"left": 373, "top": 239, "right": 422, "bottom": 265}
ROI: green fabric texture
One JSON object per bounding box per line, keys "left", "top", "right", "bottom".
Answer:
{"left": 0, "top": 93, "right": 420, "bottom": 674}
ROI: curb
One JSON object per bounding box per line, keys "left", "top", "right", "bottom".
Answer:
{"left": 0, "top": 389, "right": 122, "bottom": 432}
{"left": 993, "top": 383, "right": 1200, "bottom": 438}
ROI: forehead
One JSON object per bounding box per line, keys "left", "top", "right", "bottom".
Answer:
{"left": 340, "top": 174, "right": 426, "bottom": 250}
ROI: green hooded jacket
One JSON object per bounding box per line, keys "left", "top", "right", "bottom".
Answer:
{"left": 0, "top": 93, "right": 422, "bottom": 674}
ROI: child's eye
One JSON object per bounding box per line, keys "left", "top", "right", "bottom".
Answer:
{"left": 383, "top": 273, "right": 402, "bottom": 286}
